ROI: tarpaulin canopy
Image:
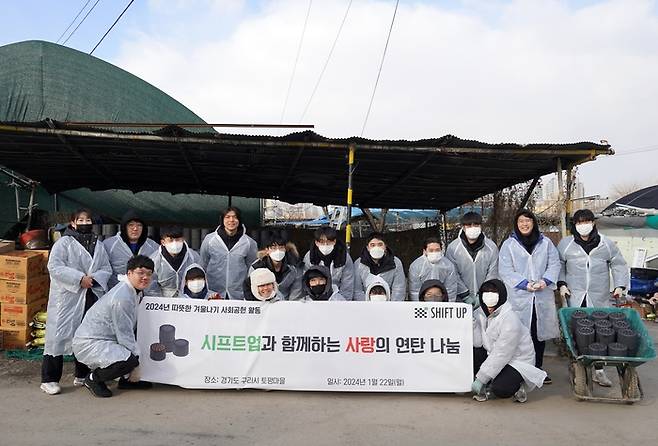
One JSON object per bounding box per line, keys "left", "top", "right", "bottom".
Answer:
{"left": 603, "top": 185, "right": 658, "bottom": 215}
{"left": 0, "top": 121, "right": 612, "bottom": 210}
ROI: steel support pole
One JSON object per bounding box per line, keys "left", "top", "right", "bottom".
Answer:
{"left": 346, "top": 144, "right": 355, "bottom": 248}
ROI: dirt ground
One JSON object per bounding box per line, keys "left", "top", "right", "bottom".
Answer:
{"left": 1, "top": 326, "right": 657, "bottom": 446}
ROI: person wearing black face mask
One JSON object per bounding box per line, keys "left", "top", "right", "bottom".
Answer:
{"left": 471, "top": 280, "right": 547, "bottom": 403}
{"left": 41, "top": 209, "right": 112, "bottom": 396}
{"left": 300, "top": 266, "right": 345, "bottom": 301}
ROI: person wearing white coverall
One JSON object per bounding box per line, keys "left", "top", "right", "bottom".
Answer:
{"left": 243, "top": 268, "right": 283, "bottom": 302}
{"left": 40, "top": 208, "right": 112, "bottom": 396}
{"left": 303, "top": 226, "right": 355, "bottom": 300}
{"left": 299, "top": 265, "right": 345, "bottom": 301}
{"left": 557, "top": 208, "right": 630, "bottom": 387}
{"left": 73, "top": 255, "right": 155, "bottom": 398}
{"left": 498, "top": 209, "right": 560, "bottom": 384}
{"left": 354, "top": 232, "right": 406, "bottom": 301}
{"left": 364, "top": 276, "right": 392, "bottom": 301}
{"left": 103, "top": 209, "right": 159, "bottom": 288}
{"left": 408, "top": 237, "right": 467, "bottom": 302}
{"left": 178, "top": 263, "right": 223, "bottom": 300}
{"left": 446, "top": 212, "right": 499, "bottom": 307}
{"left": 249, "top": 234, "right": 303, "bottom": 301}
{"left": 472, "top": 279, "right": 547, "bottom": 403}
{"left": 200, "top": 206, "right": 258, "bottom": 300}
{"left": 149, "top": 225, "right": 200, "bottom": 297}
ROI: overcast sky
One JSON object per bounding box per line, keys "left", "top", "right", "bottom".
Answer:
{"left": 3, "top": 0, "right": 658, "bottom": 200}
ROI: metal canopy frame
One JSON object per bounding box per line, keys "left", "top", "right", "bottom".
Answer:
{"left": 0, "top": 122, "right": 613, "bottom": 218}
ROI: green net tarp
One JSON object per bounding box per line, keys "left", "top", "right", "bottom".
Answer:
{"left": 0, "top": 40, "right": 260, "bottom": 233}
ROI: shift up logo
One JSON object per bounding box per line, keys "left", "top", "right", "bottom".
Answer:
{"left": 413, "top": 306, "right": 469, "bottom": 319}
{"left": 414, "top": 308, "right": 428, "bottom": 318}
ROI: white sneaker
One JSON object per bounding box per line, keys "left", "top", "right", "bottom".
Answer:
{"left": 513, "top": 384, "right": 528, "bottom": 403}
{"left": 73, "top": 377, "right": 86, "bottom": 387}
{"left": 40, "top": 382, "right": 61, "bottom": 395}
{"left": 593, "top": 369, "right": 612, "bottom": 387}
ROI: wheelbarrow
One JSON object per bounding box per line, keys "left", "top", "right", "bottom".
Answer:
{"left": 558, "top": 307, "right": 656, "bottom": 404}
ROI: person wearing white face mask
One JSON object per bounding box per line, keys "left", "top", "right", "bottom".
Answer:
{"left": 248, "top": 235, "right": 302, "bottom": 300}
{"left": 446, "top": 212, "right": 499, "bottom": 307}
{"left": 148, "top": 226, "right": 200, "bottom": 297}
{"left": 244, "top": 268, "right": 282, "bottom": 302}
{"left": 365, "top": 276, "right": 392, "bottom": 302}
{"left": 557, "top": 208, "right": 629, "bottom": 387}
{"left": 472, "top": 279, "right": 547, "bottom": 403}
{"left": 179, "top": 264, "right": 223, "bottom": 300}
{"left": 353, "top": 232, "right": 406, "bottom": 301}
{"left": 408, "top": 237, "right": 466, "bottom": 301}
{"left": 303, "top": 226, "right": 355, "bottom": 299}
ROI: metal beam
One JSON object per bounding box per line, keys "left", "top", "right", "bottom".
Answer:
{"left": 362, "top": 153, "right": 434, "bottom": 206}
{"left": 51, "top": 131, "right": 116, "bottom": 187}
{"left": 0, "top": 125, "right": 614, "bottom": 157}
{"left": 178, "top": 143, "right": 205, "bottom": 192}
{"left": 63, "top": 122, "right": 315, "bottom": 129}
{"left": 279, "top": 147, "right": 304, "bottom": 195}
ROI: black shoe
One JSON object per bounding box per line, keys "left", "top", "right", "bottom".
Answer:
{"left": 118, "top": 377, "right": 153, "bottom": 390}
{"left": 84, "top": 374, "right": 113, "bottom": 398}
{"left": 544, "top": 375, "right": 552, "bottom": 385}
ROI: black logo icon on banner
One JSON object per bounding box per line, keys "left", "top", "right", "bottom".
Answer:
{"left": 414, "top": 308, "right": 428, "bottom": 318}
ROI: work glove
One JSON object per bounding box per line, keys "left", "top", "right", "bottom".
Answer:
{"left": 559, "top": 285, "right": 571, "bottom": 307}
{"left": 612, "top": 287, "right": 625, "bottom": 300}
{"left": 471, "top": 379, "right": 484, "bottom": 395}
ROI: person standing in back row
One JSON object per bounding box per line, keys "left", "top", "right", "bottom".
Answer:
{"left": 200, "top": 207, "right": 258, "bottom": 300}
{"left": 353, "top": 232, "right": 406, "bottom": 301}
{"left": 41, "top": 209, "right": 112, "bottom": 396}
{"left": 104, "top": 210, "right": 159, "bottom": 288}
{"left": 446, "top": 212, "right": 499, "bottom": 307}
{"left": 557, "top": 208, "right": 629, "bottom": 387}
{"left": 498, "top": 209, "right": 560, "bottom": 384}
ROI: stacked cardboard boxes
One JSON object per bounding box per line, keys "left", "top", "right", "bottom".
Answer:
{"left": 0, "top": 250, "right": 49, "bottom": 350}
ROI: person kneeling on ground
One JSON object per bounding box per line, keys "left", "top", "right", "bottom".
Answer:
{"left": 472, "top": 279, "right": 547, "bottom": 403}
{"left": 72, "top": 255, "right": 155, "bottom": 398}
{"left": 244, "top": 268, "right": 283, "bottom": 302}
{"left": 418, "top": 279, "right": 449, "bottom": 302}
{"left": 300, "top": 265, "right": 345, "bottom": 301}
{"left": 179, "top": 264, "right": 223, "bottom": 300}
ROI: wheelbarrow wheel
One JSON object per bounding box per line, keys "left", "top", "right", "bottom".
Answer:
{"left": 571, "top": 361, "right": 587, "bottom": 396}
{"left": 622, "top": 367, "right": 641, "bottom": 401}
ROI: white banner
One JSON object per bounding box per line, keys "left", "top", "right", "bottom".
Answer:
{"left": 137, "top": 297, "right": 473, "bottom": 392}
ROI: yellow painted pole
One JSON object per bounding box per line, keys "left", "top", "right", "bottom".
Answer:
{"left": 346, "top": 144, "right": 355, "bottom": 248}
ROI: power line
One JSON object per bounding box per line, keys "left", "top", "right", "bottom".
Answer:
{"left": 360, "top": 0, "right": 400, "bottom": 137}
{"left": 61, "top": 0, "right": 103, "bottom": 46}
{"left": 90, "top": 0, "right": 136, "bottom": 55}
{"left": 299, "top": 0, "right": 353, "bottom": 122}
{"left": 280, "top": 0, "right": 313, "bottom": 124}
{"left": 56, "top": 0, "right": 93, "bottom": 44}
{"left": 615, "top": 144, "right": 658, "bottom": 157}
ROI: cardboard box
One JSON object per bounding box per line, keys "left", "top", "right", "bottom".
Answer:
{"left": 0, "top": 240, "right": 15, "bottom": 254}
{"left": 0, "top": 250, "right": 48, "bottom": 281}
{"left": 0, "top": 326, "right": 31, "bottom": 350}
{"left": 0, "top": 274, "right": 50, "bottom": 304}
{"left": 1, "top": 298, "right": 48, "bottom": 328}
